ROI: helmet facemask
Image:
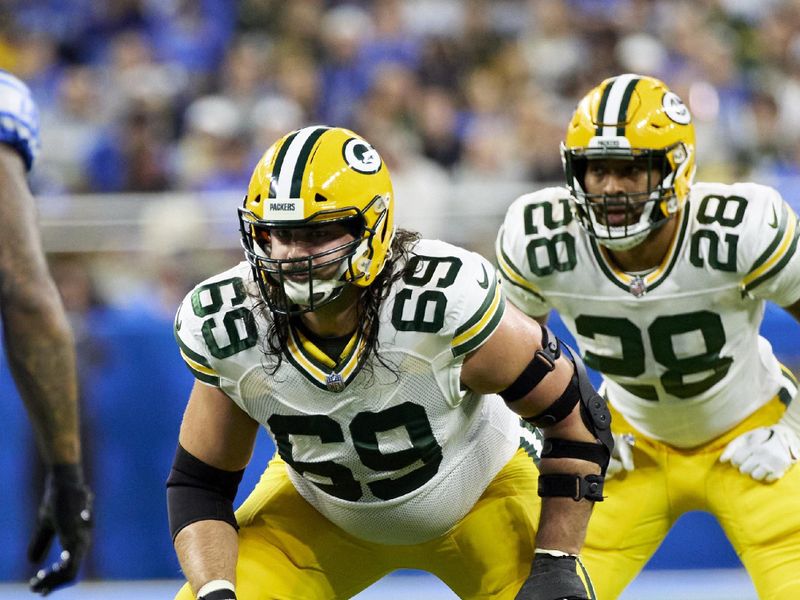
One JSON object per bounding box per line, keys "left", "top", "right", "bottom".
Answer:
{"left": 563, "top": 140, "right": 691, "bottom": 251}
{"left": 239, "top": 197, "right": 391, "bottom": 315}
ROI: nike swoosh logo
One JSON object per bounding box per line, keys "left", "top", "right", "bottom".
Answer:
{"left": 477, "top": 264, "right": 489, "bottom": 289}
{"left": 768, "top": 204, "right": 779, "bottom": 229}
{"left": 175, "top": 316, "right": 183, "bottom": 331}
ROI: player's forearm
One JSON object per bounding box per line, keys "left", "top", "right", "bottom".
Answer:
{"left": 0, "top": 147, "right": 81, "bottom": 464}
{"left": 535, "top": 462, "right": 595, "bottom": 554}
{"left": 2, "top": 288, "right": 80, "bottom": 464}
{"left": 175, "top": 520, "right": 239, "bottom": 593}
{"left": 534, "top": 410, "right": 600, "bottom": 554}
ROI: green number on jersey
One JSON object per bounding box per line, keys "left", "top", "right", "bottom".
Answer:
{"left": 526, "top": 232, "right": 577, "bottom": 276}
{"left": 404, "top": 255, "right": 462, "bottom": 287}
{"left": 523, "top": 199, "right": 573, "bottom": 235}
{"left": 574, "top": 315, "right": 644, "bottom": 377}
{"left": 267, "top": 402, "right": 442, "bottom": 501}
{"left": 689, "top": 194, "right": 747, "bottom": 272}
{"left": 351, "top": 402, "right": 443, "bottom": 500}
{"left": 690, "top": 230, "right": 738, "bottom": 272}
{"left": 190, "top": 277, "right": 258, "bottom": 358}
{"left": 697, "top": 194, "right": 747, "bottom": 227}
{"left": 391, "top": 255, "right": 463, "bottom": 333}
{"left": 648, "top": 311, "right": 732, "bottom": 398}
{"left": 191, "top": 277, "right": 248, "bottom": 317}
{"left": 575, "top": 311, "right": 732, "bottom": 400}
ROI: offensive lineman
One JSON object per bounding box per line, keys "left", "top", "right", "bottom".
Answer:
{"left": 168, "top": 126, "right": 614, "bottom": 599}
{"left": 497, "top": 74, "right": 800, "bottom": 598}
{"left": 0, "top": 70, "right": 92, "bottom": 593}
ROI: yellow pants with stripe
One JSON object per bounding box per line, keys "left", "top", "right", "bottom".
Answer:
{"left": 582, "top": 397, "right": 800, "bottom": 599}
{"left": 176, "top": 448, "right": 542, "bottom": 600}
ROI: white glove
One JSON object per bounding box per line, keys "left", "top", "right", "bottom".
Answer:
{"left": 606, "top": 433, "right": 635, "bottom": 479}
{"left": 719, "top": 424, "right": 800, "bottom": 482}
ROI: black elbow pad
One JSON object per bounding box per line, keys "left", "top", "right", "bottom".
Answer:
{"left": 166, "top": 445, "right": 245, "bottom": 541}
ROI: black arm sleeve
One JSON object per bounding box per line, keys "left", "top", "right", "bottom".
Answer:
{"left": 166, "top": 445, "right": 245, "bottom": 541}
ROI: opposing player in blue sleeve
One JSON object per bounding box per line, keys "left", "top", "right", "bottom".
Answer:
{"left": 0, "top": 70, "right": 92, "bottom": 595}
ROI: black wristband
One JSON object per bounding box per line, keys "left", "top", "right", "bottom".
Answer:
{"left": 50, "top": 463, "right": 85, "bottom": 486}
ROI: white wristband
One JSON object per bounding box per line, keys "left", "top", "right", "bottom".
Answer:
{"left": 535, "top": 548, "right": 577, "bottom": 558}
{"left": 196, "top": 579, "right": 235, "bottom": 599}
{"left": 780, "top": 390, "right": 800, "bottom": 433}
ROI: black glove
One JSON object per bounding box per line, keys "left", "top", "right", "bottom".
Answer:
{"left": 516, "top": 552, "right": 591, "bottom": 600}
{"left": 28, "top": 464, "right": 93, "bottom": 596}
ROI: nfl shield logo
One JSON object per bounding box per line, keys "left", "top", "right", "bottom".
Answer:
{"left": 629, "top": 276, "right": 647, "bottom": 298}
{"left": 325, "top": 372, "right": 346, "bottom": 393}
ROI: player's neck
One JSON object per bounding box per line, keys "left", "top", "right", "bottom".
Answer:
{"left": 606, "top": 215, "right": 680, "bottom": 273}
{"left": 297, "top": 286, "right": 361, "bottom": 338}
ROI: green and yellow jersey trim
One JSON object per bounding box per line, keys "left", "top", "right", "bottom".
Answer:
{"left": 742, "top": 203, "right": 799, "bottom": 293}
{"left": 452, "top": 275, "right": 506, "bottom": 357}
{"left": 284, "top": 324, "right": 367, "bottom": 391}
{"left": 778, "top": 364, "right": 799, "bottom": 406}
{"left": 590, "top": 202, "right": 691, "bottom": 294}
{"left": 175, "top": 332, "right": 220, "bottom": 386}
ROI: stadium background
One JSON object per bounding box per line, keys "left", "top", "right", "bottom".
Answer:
{"left": 1, "top": 0, "right": 800, "bottom": 597}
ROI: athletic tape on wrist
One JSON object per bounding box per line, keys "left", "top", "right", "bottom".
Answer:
{"left": 196, "top": 579, "right": 235, "bottom": 600}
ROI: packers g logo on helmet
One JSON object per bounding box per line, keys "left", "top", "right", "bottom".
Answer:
{"left": 238, "top": 126, "right": 396, "bottom": 314}
{"left": 561, "top": 74, "right": 696, "bottom": 250}
{"left": 343, "top": 138, "right": 382, "bottom": 174}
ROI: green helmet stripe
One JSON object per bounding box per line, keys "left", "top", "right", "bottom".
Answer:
{"left": 616, "top": 77, "right": 641, "bottom": 136}
{"left": 595, "top": 81, "right": 613, "bottom": 137}
{"left": 596, "top": 74, "right": 640, "bottom": 138}
{"left": 273, "top": 126, "right": 329, "bottom": 199}
{"left": 290, "top": 127, "right": 329, "bottom": 198}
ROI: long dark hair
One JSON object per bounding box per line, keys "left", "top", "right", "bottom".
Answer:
{"left": 256, "top": 228, "right": 421, "bottom": 376}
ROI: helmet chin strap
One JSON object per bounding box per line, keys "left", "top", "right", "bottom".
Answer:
{"left": 589, "top": 183, "right": 666, "bottom": 252}
{"left": 283, "top": 277, "right": 345, "bottom": 307}
{"left": 282, "top": 253, "right": 358, "bottom": 307}
{"left": 596, "top": 229, "right": 651, "bottom": 251}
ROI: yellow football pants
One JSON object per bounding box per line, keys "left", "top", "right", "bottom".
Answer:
{"left": 582, "top": 396, "right": 800, "bottom": 599}
{"left": 176, "top": 448, "right": 541, "bottom": 600}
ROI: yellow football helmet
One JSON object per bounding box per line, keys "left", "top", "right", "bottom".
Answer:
{"left": 561, "top": 74, "right": 696, "bottom": 250}
{"left": 239, "top": 126, "right": 395, "bottom": 313}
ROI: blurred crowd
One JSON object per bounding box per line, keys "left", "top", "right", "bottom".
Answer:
{"left": 3, "top": 0, "right": 800, "bottom": 208}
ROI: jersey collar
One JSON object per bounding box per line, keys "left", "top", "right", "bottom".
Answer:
{"left": 284, "top": 323, "right": 368, "bottom": 391}
{"left": 589, "top": 202, "right": 691, "bottom": 296}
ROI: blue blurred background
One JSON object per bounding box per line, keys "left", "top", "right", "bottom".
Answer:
{"left": 1, "top": 0, "right": 800, "bottom": 590}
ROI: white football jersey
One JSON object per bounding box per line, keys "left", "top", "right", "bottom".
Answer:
{"left": 498, "top": 183, "right": 800, "bottom": 448}
{"left": 175, "top": 239, "right": 527, "bottom": 544}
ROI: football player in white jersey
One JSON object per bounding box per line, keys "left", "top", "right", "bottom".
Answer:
{"left": 168, "top": 126, "right": 615, "bottom": 600}
{"left": 0, "top": 70, "right": 92, "bottom": 594}
{"left": 497, "top": 74, "right": 800, "bottom": 599}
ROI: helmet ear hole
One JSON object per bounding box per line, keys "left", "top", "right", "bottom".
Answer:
{"left": 315, "top": 193, "right": 328, "bottom": 203}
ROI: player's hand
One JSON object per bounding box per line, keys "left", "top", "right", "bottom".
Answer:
{"left": 605, "top": 433, "right": 635, "bottom": 479}
{"left": 516, "top": 552, "right": 591, "bottom": 600}
{"left": 28, "top": 464, "right": 93, "bottom": 595}
{"left": 720, "top": 424, "right": 800, "bottom": 482}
